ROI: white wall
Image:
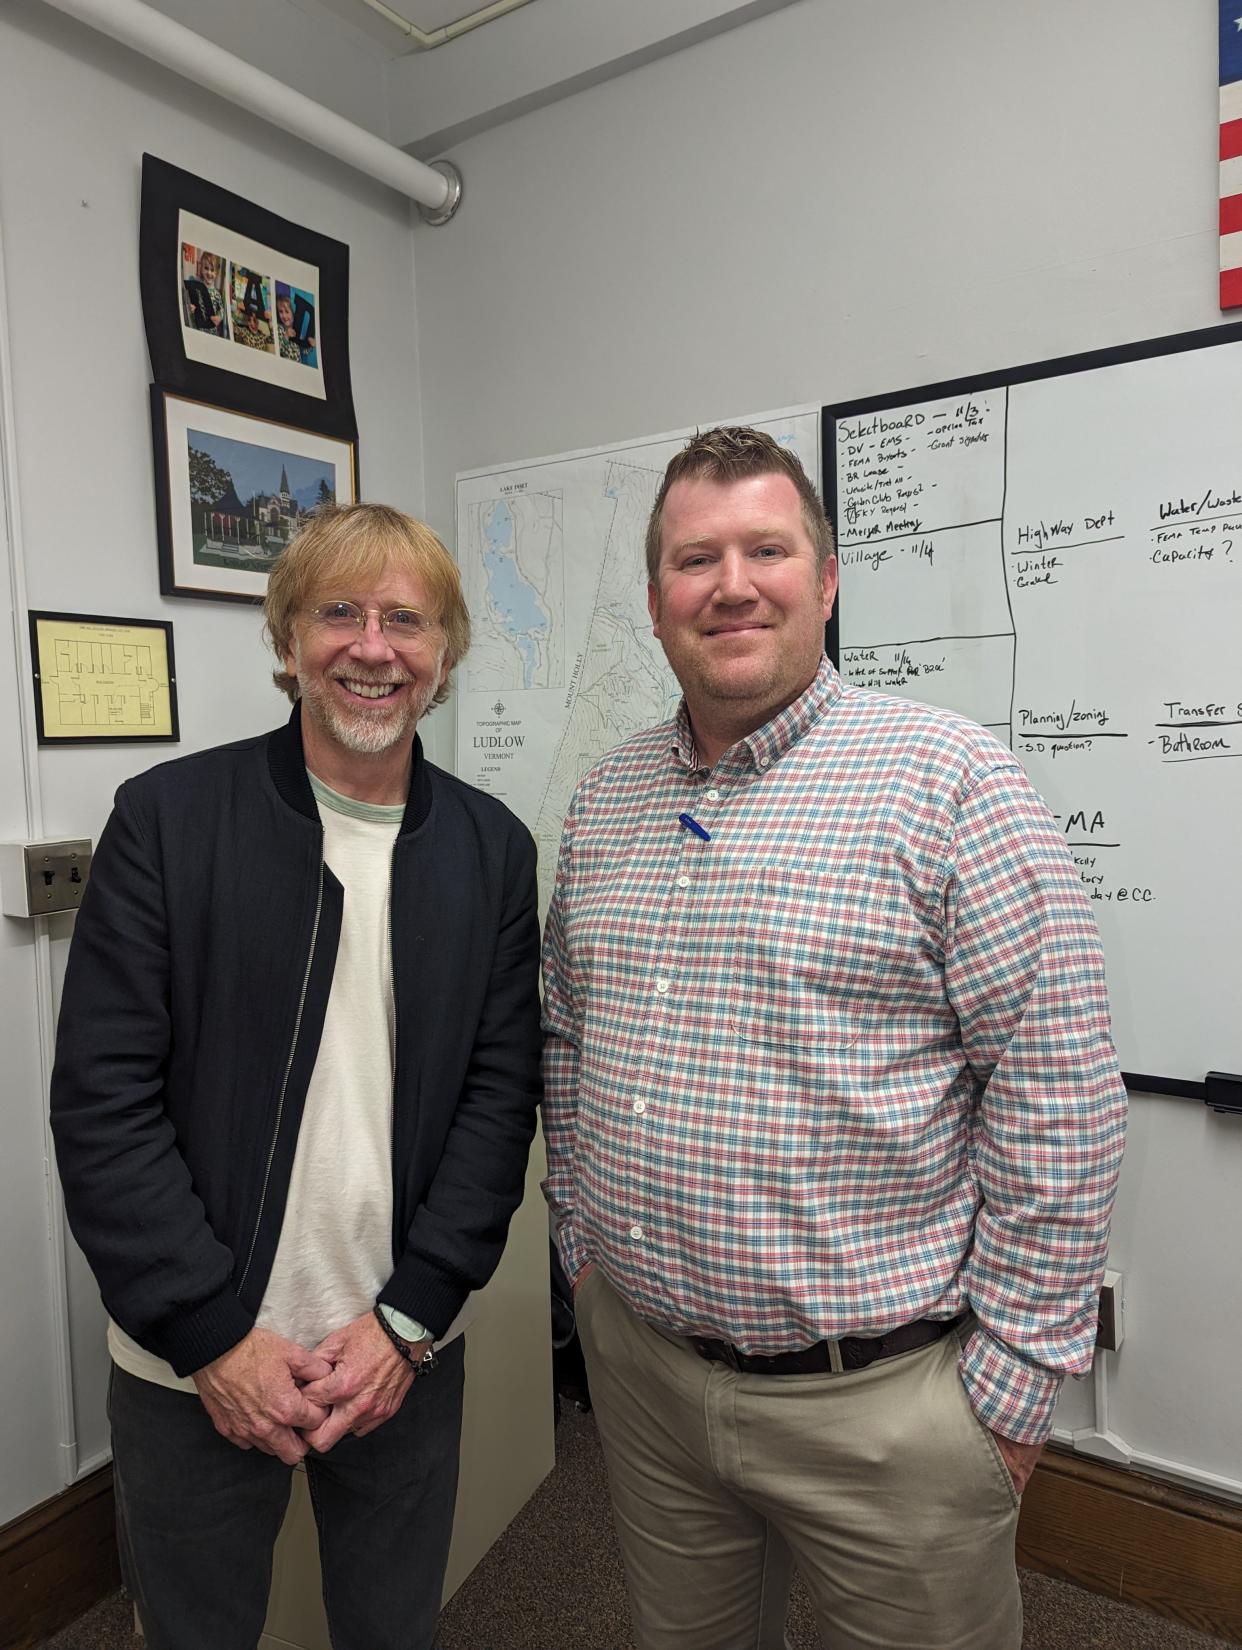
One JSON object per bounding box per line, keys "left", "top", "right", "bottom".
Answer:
{"left": 385, "top": 0, "right": 804, "bottom": 155}
{"left": 0, "top": 0, "right": 425, "bottom": 1522}
{"left": 0, "top": 280, "right": 67, "bottom": 1521}
{"left": 409, "top": 0, "right": 1242, "bottom": 1499}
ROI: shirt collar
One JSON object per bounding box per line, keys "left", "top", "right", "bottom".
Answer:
{"left": 670, "top": 654, "right": 842, "bottom": 773}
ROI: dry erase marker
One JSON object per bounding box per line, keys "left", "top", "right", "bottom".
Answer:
{"left": 678, "top": 813, "right": 711, "bottom": 842}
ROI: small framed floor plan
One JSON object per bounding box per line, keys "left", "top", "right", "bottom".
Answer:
{"left": 29, "top": 610, "right": 179, "bottom": 744}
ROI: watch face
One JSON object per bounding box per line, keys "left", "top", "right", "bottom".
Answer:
{"left": 379, "top": 1303, "right": 426, "bottom": 1343}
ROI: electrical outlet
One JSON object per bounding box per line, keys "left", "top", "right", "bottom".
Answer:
{"left": 0, "top": 839, "right": 93, "bottom": 917}
{"left": 1097, "top": 1268, "right": 1124, "bottom": 1352}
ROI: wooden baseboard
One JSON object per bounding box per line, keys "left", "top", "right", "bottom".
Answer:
{"left": 1019, "top": 1444, "right": 1242, "bottom": 1641}
{"left": 0, "top": 1466, "right": 121, "bottom": 1650}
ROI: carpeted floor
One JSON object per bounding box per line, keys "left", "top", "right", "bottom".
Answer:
{"left": 44, "top": 1407, "right": 1240, "bottom": 1650}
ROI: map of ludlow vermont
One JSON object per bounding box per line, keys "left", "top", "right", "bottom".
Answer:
{"left": 454, "top": 412, "right": 820, "bottom": 911}
{"left": 530, "top": 459, "right": 684, "bottom": 903}
{"left": 465, "top": 491, "right": 564, "bottom": 692}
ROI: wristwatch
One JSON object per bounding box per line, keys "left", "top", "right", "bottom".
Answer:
{"left": 374, "top": 1303, "right": 438, "bottom": 1376}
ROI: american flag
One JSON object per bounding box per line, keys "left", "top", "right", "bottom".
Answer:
{"left": 1220, "top": 2, "right": 1242, "bottom": 307}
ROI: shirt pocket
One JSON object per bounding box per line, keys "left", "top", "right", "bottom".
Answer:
{"left": 728, "top": 869, "right": 883, "bottom": 1052}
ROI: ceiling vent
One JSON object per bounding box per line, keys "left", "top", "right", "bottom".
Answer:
{"left": 354, "top": 0, "right": 537, "bottom": 51}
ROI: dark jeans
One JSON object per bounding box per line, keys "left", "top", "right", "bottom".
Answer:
{"left": 107, "top": 1338, "right": 465, "bottom": 1650}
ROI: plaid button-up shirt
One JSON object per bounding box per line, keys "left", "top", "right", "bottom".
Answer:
{"left": 542, "top": 657, "right": 1127, "bottom": 1443}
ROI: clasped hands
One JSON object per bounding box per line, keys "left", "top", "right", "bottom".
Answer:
{"left": 192, "top": 1312, "right": 425, "bottom": 1466}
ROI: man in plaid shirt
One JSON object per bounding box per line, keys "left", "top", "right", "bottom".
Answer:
{"left": 541, "top": 426, "right": 1127, "bottom": 1650}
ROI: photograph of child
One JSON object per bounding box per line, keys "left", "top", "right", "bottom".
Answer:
{"left": 181, "top": 244, "right": 228, "bottom": 336}
{"left": 230, "top": 265, "right": 275, "bottom": 354}
{"left": 274, "top": 281, "right": 318, "bottom": 368}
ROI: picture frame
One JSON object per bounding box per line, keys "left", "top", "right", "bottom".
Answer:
{"left": 29, "top": 610, "right": 179, "bottom": 745}
{"left": 140, "top": 154, "right": 356, "bottom": 439}
{"left": 151, "top": 388, "right": 359, "bottom": 604}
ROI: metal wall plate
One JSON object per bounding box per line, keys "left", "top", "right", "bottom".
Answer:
{"left": 0, "top": 839, "right": 93, "bottom": 917}
{"left": 417, "top": 159, "right": 462, "bottom": 225}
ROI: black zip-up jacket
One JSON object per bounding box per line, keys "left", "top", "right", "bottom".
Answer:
{"left": 50, "top": 708, "right": 542, "bottom": 1378}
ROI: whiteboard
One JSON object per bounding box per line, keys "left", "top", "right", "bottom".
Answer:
{"left": 824, "top": 326, "right": 1242, "bottom": 1095}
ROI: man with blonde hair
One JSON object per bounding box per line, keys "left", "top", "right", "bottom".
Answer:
{"left": 53, "top": 503, "right": 542, "bottom": 1650}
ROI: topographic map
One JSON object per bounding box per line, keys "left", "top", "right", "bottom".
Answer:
{"left": 463, "top": 491, "right": 564, "bottom": 692}
{"left": 455, "top": 411, "right": 820, "bottom": 909}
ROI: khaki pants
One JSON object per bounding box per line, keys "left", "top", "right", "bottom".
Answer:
{"left": 576, "top": 1270, "right": 1022, "bottom": 1650}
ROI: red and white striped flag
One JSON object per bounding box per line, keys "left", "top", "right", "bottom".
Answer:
{"left": 1220, "top": 2, "right": 1242, "bottom": 306}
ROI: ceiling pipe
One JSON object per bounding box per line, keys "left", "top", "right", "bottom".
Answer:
{"left": 37, "top": 0, "right": 463, "bottom": 221}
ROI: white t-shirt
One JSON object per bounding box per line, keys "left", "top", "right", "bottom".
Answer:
{"left": 109, "top": 774, "right": 470, "bottom": 1391}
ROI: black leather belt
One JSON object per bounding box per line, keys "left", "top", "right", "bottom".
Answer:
{"left": 687, "top": 1314, "right": 963, "bottom": 1376}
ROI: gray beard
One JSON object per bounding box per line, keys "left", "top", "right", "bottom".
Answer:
{"left": 298, "top": 672, "right": 437, "bottom": 756}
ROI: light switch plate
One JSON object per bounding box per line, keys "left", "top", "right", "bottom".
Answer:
{"left": 0, "top": 839, "right": 93, "bottom": 917}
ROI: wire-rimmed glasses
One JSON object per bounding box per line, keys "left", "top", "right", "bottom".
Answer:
{"left": 307, "top": 601, "right": 438, "bottom": 651}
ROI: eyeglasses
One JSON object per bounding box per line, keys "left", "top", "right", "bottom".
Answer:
{"left": 308, "top": 601, "right": 438, "bottom": 651}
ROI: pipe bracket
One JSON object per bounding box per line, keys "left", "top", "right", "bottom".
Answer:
{"left": 417, "top": 160, "right": 463, "bottom": 226}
